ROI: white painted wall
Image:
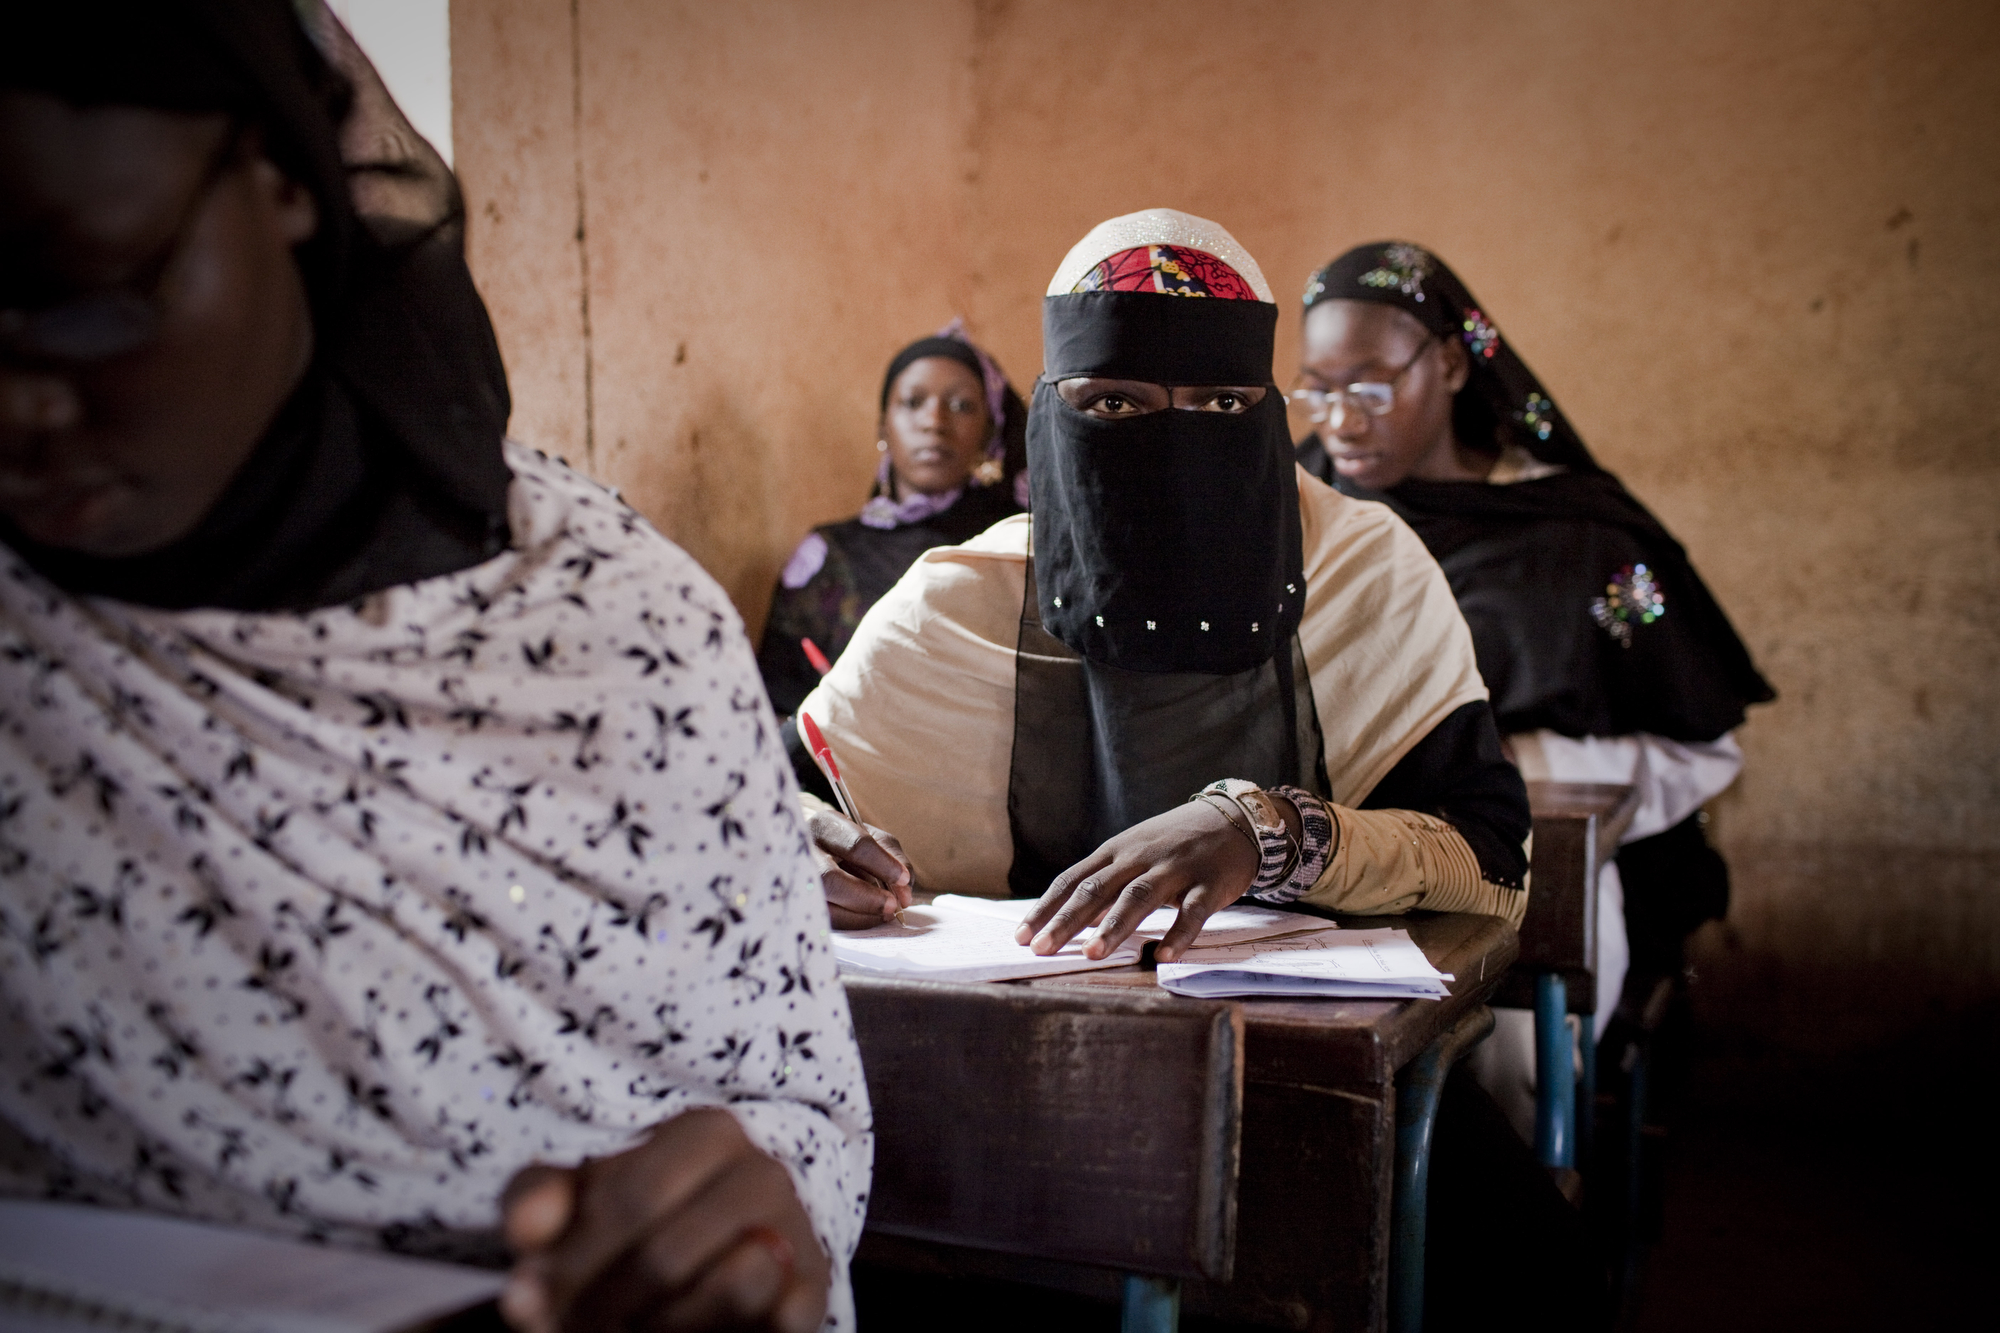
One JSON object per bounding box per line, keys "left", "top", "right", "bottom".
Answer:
{"left": 327, "top": 0, "right": 453, "bottom": 166}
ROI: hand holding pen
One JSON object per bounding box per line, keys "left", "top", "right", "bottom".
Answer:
{"left": 798, "top": 712, "right": 914, "bottom": 929}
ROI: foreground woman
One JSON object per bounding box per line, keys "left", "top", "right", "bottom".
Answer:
{"left": 0, "top": 4, "right": 867, "bottom": 1330}
{"left": 1293, "top": 242, "right": 1774, "bottom": 1136}
{"left": 755, "top": 329, "right": 1026, "bottom": 717}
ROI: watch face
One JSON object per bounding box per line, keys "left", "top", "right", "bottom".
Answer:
{"left": 1238, "top": 790, "right": 1286, "bottom": 833}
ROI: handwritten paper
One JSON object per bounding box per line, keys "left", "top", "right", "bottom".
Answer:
{"left": 1155, "top": 928, "right": 1454, "bottom": 1000}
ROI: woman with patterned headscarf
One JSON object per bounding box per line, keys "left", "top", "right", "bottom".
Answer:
{"left": 0, "top": 3, "right": 868, "bottom": 1329}
{"left": 1293, "top": 242, "right": 1774, "bottom": 1139}
{"left": 793, "top": 209, "right": 1530, "bottom": 948}
{"left": 756, "top": 325, "right": 1026, "bottom": 717}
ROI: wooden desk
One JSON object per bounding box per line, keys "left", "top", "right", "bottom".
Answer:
{"left": 850, "top": 911, "right": 1517, "bottom": 1333}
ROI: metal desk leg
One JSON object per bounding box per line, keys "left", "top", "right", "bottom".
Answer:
{"left": 1391, "top": 1004, "right": 1496, "bottom": 1333}
{"left": 1120, "top": 1274, "right": 1180, "bottom": 1333}
{"left": 1579, "top": 1009, "right": 1598, "bottom": 1168}
{"left": 1533, "top": 972, "right": 1576, "bottom": 1169}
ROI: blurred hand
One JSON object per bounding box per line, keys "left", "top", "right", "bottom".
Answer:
{"left": 499, "top": 1108, "right": 829, "bottom": 1333}
{"left": 807, "top": 807, "right": 914, "bottom": 930}
{"left": 1014, "top": 800, "right": 1260, "bottom": 964}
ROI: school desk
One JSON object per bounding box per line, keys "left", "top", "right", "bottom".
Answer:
{"left": 1497, "top": 781, "right": 1640, "bottom": 1171}
{"left": 847, "top": 909, "right": 1517, "bottom": 1333}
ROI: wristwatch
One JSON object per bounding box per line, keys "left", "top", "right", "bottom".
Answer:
{"left": 1199, "top": 779, "right": 1298, "bottom": 892}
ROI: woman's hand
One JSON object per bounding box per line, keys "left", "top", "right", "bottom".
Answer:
{"left": 807, "top": 807, "right": 914, "bottom": 929}
{"left": 1013, "top": 800, "right": 1259, "bottom": 964}
{"left": 499, "top": 1108, "right": 830, "bottom": 1333}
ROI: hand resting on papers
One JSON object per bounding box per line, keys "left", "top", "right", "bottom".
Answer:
{"left": 807, "top": 807, "right": 915, "bottom": 929}
{"left": 1016, "top": 798, "right": 1284, "bottom": 964}
{"left": 499, "top": 1107, "right": 829, "bottom": 1333}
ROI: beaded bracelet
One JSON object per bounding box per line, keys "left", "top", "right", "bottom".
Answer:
{"left": 1247, "top": 785, "right": 1336, "bottom": 905}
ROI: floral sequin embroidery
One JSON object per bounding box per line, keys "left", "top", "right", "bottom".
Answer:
{"left": 1460, "top": 309, "right": 1500, "bottom": 359}
{"left": 1591, "top": 562, "right": 1666, "bottom": 647}
{"left": 1518, "top": 391, "right": 1556, "bottom": 441}
{"left": 1357, "top": 244, "right": 1433, "bottom": 302}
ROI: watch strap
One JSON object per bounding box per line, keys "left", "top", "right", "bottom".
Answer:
{"left": 1200, "top": 780, "right": 1294, "bottom": 892}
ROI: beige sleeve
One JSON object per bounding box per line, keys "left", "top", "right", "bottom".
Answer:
{"left": 1293, "top": 805, "right": 1530, "bottom": 928}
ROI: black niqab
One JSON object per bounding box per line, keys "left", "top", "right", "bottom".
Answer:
{"left": 1029, "top": 292, "right": 1303, "bottom": 676}
{"left": 0, "top": 0, "right": 512, "bottom": 611}
{"left": 1008, "top": 285, "right": 1320, "bottom": 895}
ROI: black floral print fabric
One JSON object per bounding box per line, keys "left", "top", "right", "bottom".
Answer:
{"left": 0, "top": 443, "right": 871, "bottom": 1327}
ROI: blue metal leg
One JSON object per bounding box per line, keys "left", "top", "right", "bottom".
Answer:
{"left": 1579, "top": 1009, "right": 1598, "bottom": 1168}
{"left": 1120, "top": 1274, "right": 1179, "bottom": 1333}
{"left": 1390, "top": 1005, "right": 1496, "bottom": 1333}
{"left": 1532, "top": 972, "right": 1576, "bottom": 1169}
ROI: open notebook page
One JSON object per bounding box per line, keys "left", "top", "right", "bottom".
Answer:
{"left": 832, "top": 895, "right": 1339, "bottom": 984}
{"left": 929, "top": 895, "right": 1331, "bottom": 950}
{"left": 833, "top": 899, "right": 1143, "bottom": 983}
{"left": 0, "top": 1200, "right": 502, "bottom": 1333}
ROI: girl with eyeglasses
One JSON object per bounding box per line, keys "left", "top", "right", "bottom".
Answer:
{"left": 1293, "top": 242, "right": 1774, "bottom": 1146}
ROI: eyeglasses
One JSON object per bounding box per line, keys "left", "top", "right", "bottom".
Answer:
{"left": 1285, "top": 335, "right": 1434, "bottom": 423}
{"left": 0, "top": 124, "right": 242, "bottom": 364}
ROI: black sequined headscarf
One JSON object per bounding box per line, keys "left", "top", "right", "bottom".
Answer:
{"left": 0, "top": 0, "right": 512, "bottom": 611}
{"left": 1303, "top": 241, "right": 1593, "bottom": 471}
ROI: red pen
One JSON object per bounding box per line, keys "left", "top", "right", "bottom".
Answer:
{"left": 799, "top": 711, "right": 905, "bottom": 923}
{"left": 797, "top": 711, "right": 860, "bottom": 823}
{"left": 800, "top": 638, "right": 833, "bottom": 676}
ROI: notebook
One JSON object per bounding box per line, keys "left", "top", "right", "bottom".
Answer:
{"left": 0, "top": 1200, "right": 503, "bottom": 1333}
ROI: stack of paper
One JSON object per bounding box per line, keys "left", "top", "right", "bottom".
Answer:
{"left": 1155, "top": 928, "right": 1455, "bottom": 1001}
{"left": 831, "top": 895, "right": 1326, "bottom": 984}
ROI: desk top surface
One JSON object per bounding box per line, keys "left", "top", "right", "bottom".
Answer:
{"left": 1527, "top": 778, "right": 1641, "bottom": 851}
{"left": 845, "top": 910, "right": 1516, "bottom": 1089}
